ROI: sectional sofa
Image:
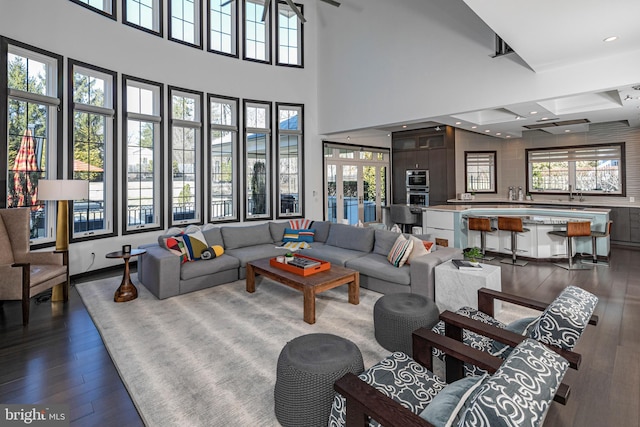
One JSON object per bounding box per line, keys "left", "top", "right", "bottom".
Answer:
{"left": 137, "top": 221, "right": 461, "bottom": 300}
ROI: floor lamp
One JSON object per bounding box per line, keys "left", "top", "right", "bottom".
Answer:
{"left": 38, "top": 179, "right": 89, "bottom": 301}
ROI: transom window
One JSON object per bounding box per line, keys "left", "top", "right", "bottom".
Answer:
{"left": 69, "top": 0, "right": 116, "bottom": 19}
{"left": 527, "top": 143, "right": 624, "bottom": 195}
{"left": 208, "top": 0, "right": 237, "bottom": 56}
{"left": 465, "top": 151, "right": 496, "bottom": 193}
{"left": 276, "top": 103, "right": 303, "bottom": 217}
{"left": 244, "top": 100, "right": 271, "bottom": 219}
{"left": 124, "top": 0, "right": 162, "bottom": 36}
{"left": 209, "top": 95, "right": 238, "bottom": 221}
{"left": 124, "top": 76, "right": 163, "bottom": 232}
{"left": 70, "top": 61, "right": 116, "bottom": 239}
{"left": 276, "top": 1, "right": 302, "bottom": 67}
{"left": 169, "top": 0, "right": 201, "bottom": 47}
{"left": 170, "top": 87, "right": 202, "bottom": 226}
{"left": 244, "top": 0, "right": 270, "bottom": 63}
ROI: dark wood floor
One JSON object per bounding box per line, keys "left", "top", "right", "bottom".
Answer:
{"left": 1, "top": 247, "right": 639, "bottom": 426}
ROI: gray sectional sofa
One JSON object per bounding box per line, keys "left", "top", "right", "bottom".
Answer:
{"left": 137, "top": 221, "right": 461, "bottom": 301}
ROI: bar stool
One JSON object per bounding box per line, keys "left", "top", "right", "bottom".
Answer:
{"left": 467, "top": 217, "right": 496, "bottom": 261}
{"left": 581, "top": 220, "right": 613, "bottom": 267}
{"left": 390, "top": 204, "right": 421, "bottom": 234}
{"left": 548, "top": 221, "right": 592, "bottom": 270}
{"left": 498, "top": 216, "right": 530, "bottom": 266}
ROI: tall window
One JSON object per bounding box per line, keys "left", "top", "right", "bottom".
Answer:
{"left": 276, "top": 1, "right": 302, "bottom": 67}
{"left": 169, "top": 0, "right": 201, "bottom": 47}
{"left": 209, "top": 95, "right": 238, "bottom": 221}
{"left": 244, "top": 0, "right": 270, "bottom": 63}
{"left": 123, "top": 76, "right": 163, "bottom": 232}
{"left": 170, "top": 87, "right": 202, "bottom": 225}
{"left": 124, "top": 0, "right": 163, "bottom": 36}
{"left": 70, "top": 0, "right": 116, "bottom": 19}
{"left": 276, "top": 103, "right": 302, "bottom": 217}
{"left": 208, "top": 0, "right": 237, "bottom": 56}
{"left": 244, "top": 100, "right": 271, "bottom": 219}
{"left": 3, "top": 39, "right": 62, "bottom": 244}
{"left": 527, "top": 143, "right": 624, "bottom": 195}
{"left": 70, "top": 60, "right": 116, "bottom": 239}
{"left": 465, "top": 151, "right": 496, "bottom": 193}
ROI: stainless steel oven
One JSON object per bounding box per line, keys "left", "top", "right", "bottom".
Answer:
{"left": 407, "top": 189, "right": 429, "bottom": 206}
{"left": 406, "top": 169, "right": 429, "bottom": 189}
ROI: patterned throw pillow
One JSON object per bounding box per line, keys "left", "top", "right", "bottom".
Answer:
{"left": 288, "top": 218, "right": 313, "bottom": 230}
{"left": 283, "top": 228, "right": 315, "bottom": 243}
{"left": 181, "top": 230, "right": 210, "bottom": 260}
{"left": 162, "top": 235, "right": 190, "bottom": 264}
{"left": 419, "top": 374, "right": 488, "bottom": 427}
{"left": 281, "top": 241, "right": 310, "bottom": 250}
{"left": 423, "top": 241, "right": 435, "bottom": 252}
{"left": 387, "top": 234, "right": 414, "bottom": 267}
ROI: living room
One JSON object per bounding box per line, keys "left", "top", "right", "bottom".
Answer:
{"left": 1, "top": 0, "right": 639, "bottom": 426}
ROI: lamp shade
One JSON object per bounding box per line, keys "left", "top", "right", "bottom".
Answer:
{"left": 38, "top": 179, "right": 89, "bottom": 201}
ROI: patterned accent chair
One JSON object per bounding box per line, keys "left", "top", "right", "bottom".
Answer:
{"left": 0, "top": 208, "right": 69, "bottom": 325}
{"left": 431, "top": 286, "right": 598, "bottom": 378}
{"left": 330, "top": 330, "right": 570, "bottom": 427}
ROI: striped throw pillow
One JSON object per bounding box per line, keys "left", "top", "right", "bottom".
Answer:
{"left": 387, "top": 234, "right": 414, "bottom": 267}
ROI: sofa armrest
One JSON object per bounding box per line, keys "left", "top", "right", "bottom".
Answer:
{"left": 409, "top": 247, "right": 462, "bottom": 299}
{"left": 137, "top": 245, "right": 181, "bottom": 299}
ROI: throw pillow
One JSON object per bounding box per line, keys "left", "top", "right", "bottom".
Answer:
{"left": 288, "top": 218, "right": 313, "bottom": 230}
{"left": 282, "top": 227, "right": 315, "bottom": 243}
{"left": 181, "top": 230, "right": 210, "bottom": 260}
{"left": 200, "top": 245, "right": 224, "bottom": 260}
{"left": 419, "top": 374, "right": 488, "bottom": 427}
{"left": 387, "top": 234, "right": 414, "bottom": 268}
{"left": 491, "top": 316, "right": 539, "bottom": 358}
{"left": 406, "top": 236, "right": 429, "bottom": 265}
{"left": 423, "top": 241, "right": 435, "bottom": 252}
{"left": 162, "top": 234, "right": 190, "bottom": 264}
{"left": 282, "top": 241, "right": 310, "bottom": 250}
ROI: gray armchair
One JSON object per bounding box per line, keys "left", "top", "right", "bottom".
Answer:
{"left": 0, "top": 208, "right": 69, "bottom": 325}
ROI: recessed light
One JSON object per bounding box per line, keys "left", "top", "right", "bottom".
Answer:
{"left": 541, "top": 117, "right": 549, "bottom": 121}
{"left": 506, "top": 135, "right": 511, "bottom": 138}
{"left": 496, "top": 133, "right": 502, "bottom": 136}
{"left": 565, "top": 130, "right": 571, "bottom": 133}
{"left": 603, "top": 36, "right": 618, "bottom": 42}
{"left": 530, "top": 111, "right": 538, "bottom": 115}
{"left": 471, "top": 126, "right": 477, "bottom": 129}
{"left": 402, "top": 125, "right": 407, "bottom": 128}
{"left": 455, "top": 122, "right": 461, "bottom": 125}
{"left": 484, "top": 130, "right": 491, "bottom": 133}
{"left": 515, "top": 116, "right": 522, "bottom": 120}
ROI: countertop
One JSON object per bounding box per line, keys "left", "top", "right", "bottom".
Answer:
{"left": 427, "top": 204, "right": 610, "bottom": 214}
{"left": 447, "top": 197, "right": 637, "bottom": 208}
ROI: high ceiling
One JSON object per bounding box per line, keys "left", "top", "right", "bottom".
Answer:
{"left": 348, "top": 0, "right": 640, "bottom": 140}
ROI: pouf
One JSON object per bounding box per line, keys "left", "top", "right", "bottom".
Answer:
{"left": 374, "top": 293, "right": 440, "bottom": 354}
{"left": 274, "top": 333, "right": 364, "bottom": 427}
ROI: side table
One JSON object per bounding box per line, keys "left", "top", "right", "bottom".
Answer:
{"left": 106, "top": 248, "right": 146, "bottom": 302}
{"left": 434, "top": 260, "right": 501, "bottom": 313}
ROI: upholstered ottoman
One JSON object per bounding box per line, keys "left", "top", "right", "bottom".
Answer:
{"left": 274, "top": 333, "right": 364, "bottom": 427}
{"left": 374, "top": 293, "right": 439, "bottom": 354}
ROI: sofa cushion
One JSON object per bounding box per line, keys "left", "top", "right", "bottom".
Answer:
{"left": 300, "top": 245, "right": 367, "bottom": 267}
{"left": 221, "top": 223, "right": 273, "bottom": 249}
{"left": 346, "top": 253, "right": 411, "bottom": 285}
{"left": 373, "top": 228, "right": 404, "bottom": 256}
{"left": 269, "top": 221, "right": 289, "bottom": 242}
{"left": 180, "top": 254, "right": 240, "bottom": 281}
{"left": 387, "top": 234, "right": 414, "bottom": 268}
{"left": 201, "top": 226, "right": 224, "bottom": 247}
{"left": 326, "top": 223, "right": 374, "bottom": 252}
{"left": 225, "top": 243, "right": 289, "bottom": 267}
{"left": 312, "top": 221, "right": 331, "bottom": 243}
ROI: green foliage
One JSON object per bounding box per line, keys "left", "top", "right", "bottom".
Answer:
{"left": 464, "top": 246, "right": 483, "bottom": 262}
{"left": 250, "top": 161, "right": 267, "bottom": 214}
{"left": 178, "top": 183, "right": 192, "bottom": 205}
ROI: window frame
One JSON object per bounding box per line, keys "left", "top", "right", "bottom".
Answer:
{"left": 243, "top": 0, "right": 272, "bottom": 64}
{"left": 526, "top": 142, "right": 626, "bottom": 196}
{"left": 243, "top": 99, "right": 272, "bottom": 220}
{"left": 123, "top": 0, "right": 163, "bottom": 37}
{"left": 169, "top": 0, "right": 203, "bottom": 49}
{"left": 464, "top": 150, "right": 497, "bottom": 194}
{"left": 122, "top": 74, "right": 164, "bottom": 234}
{"left": 275, "top": 1, "right": 303, "bottom": 67}
{"left": 276, "top": 102, "right": 303, "bottom": 219}
{"left": 169, "top": 86, "right": 203, "bottom": 227}
{"left": 69, "top": 0, "right": 117, "bottom": 20}
{"left": 208, "top": 94, "right": 240, "bottom": 223}
{"left": 207, "top": 0, "right": 239, "bottom": 58}
{"left": 68, "top": 59, "right": 118, "bottom": 242}
{"left": 1, "top": 37, "right": 63, "bottom": 249}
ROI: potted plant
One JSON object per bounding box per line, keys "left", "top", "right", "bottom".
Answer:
{"left": 464, "top": 247, "right": 483, "bottom": 266}
{"left": 285, "top": 252, "right": 295, "bottom": 263}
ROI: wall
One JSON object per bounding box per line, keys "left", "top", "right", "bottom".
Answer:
{"left": 0, "top": 0, "right": 323, "bottom": 274}
{"left": 454, "top": 122, "right": 640, "bottom": 205}
{"left": 316, "top": 0, "right": 640, "bottom": 134}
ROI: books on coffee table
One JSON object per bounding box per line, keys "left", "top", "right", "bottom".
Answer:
{"left": 452, "top": 259, "right": 482, "bottom": 271}
{"left": 287, "top": 257, "right": 322, "bottom": 269}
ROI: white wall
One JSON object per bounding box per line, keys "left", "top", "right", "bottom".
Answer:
{"left": 0, "top": 0, "right": 324, "bottom": 274}
{"left": 316, "top": 0, "right": 640, "bottom": 134}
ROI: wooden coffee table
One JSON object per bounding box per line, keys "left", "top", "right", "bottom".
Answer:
{"left": 246, "top": 257, "right": 360, "bottom": 324}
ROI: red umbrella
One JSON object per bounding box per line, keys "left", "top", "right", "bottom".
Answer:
{"left": 8, "top": 129, "right": 41, "bottom": 208}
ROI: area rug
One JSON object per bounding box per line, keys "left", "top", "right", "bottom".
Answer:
{"left": 76, "top": 275, "right": 391, "bottom": 426}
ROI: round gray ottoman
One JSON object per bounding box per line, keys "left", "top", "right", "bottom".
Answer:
{"left": 274, "top": 333, "right": 364, "bottom": 427}
{"left": 374, "top": 293, "right": 439, "bottom": 354}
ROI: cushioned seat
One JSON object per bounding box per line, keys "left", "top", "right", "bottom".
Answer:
{"left": 274, "top": 333, "right": 363, "bottom": 427}
{"left": 346, "top": 253, "right": 411, "bottom": 285}
{"left": 179, "top": 254, "right": 239, "bottom": 281}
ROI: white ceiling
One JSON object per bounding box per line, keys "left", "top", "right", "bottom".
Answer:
{"left": 340, "top": 0, "right": 640, "bottom": 140}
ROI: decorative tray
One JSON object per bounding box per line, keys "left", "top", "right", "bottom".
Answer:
{"left": 270, "top": 254, "right": 331, "bottom": 276}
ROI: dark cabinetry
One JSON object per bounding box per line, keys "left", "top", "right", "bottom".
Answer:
{"left": 607, "top": 207, "right": 640, "bottom": 246}
{"left": 391, "top": 127, "right": 455, "bottom": 205}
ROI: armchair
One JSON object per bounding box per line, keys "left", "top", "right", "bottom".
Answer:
{"left": 330, "top": 328, "right": 570, "bottom": 427}
{"left": 0, "top": 208, "right": 69, "bottom": 325}
{"left": 432, "top": 286, "right": 598, "bottom": 378}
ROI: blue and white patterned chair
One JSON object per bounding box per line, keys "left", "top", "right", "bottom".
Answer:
{"left": 330, "top": 336, "right": 570, "bottom": 427}
{"left": 432, "top": 285, "right": 598, "bottom": 377}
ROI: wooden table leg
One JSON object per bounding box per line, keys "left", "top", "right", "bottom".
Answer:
{"left": 114, "top": 258, "right": 138, "bottom": 302}
{"left": 246, "top": 264, "right": 256, "bottom": 293}
{"left": 348, "top": 272, "right": 360, "bottom": 305}
{"left": 303, "top": 285, "right": 316, "bottom": 324}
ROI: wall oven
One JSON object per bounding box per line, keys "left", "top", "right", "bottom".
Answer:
{"left": 407, "top": 189, "right": 429, "bottom": 206}
{"left": 406, "top": 169, "right": 429, "bottom": 189}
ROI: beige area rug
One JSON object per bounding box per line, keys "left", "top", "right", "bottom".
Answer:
{"left": 76, "top": 275, "right": 391, "bottom": 426}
